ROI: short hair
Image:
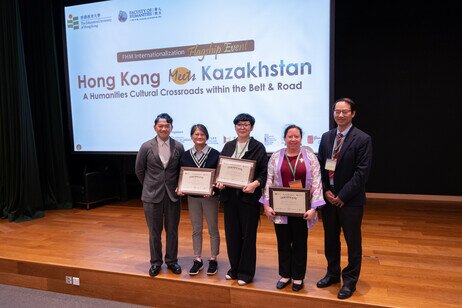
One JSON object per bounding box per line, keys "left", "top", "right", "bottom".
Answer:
{"left": 284, "top": 124, "right": 303, "bottom": 138}
{"left": 154, "top": 113, "right": 173, "bottom": 125}
{"left": 333, "top": 98, "right": 356, "bottom": 112}
{"left": 233, "top": 113, "right": 255, "bottom": 126}
{"left": 190, "top": 124, "right": 209, "bottom": 140}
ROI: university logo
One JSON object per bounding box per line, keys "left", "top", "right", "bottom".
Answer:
{"left": 307, "top": 135, "right": 314, "bottom": 144}
{"left": 306, "top": 135, "right": 320, "bottom": 144}
{"left": 67, "top": 14, "right": 79, "bottom": 30}
{"left": 118, "top": 11, "right": 128, "bottom": 22}
{"left": 223, "top": 136, "right": 234, "bottom": 143}
{"left": 264, "top": 133, "right": 276, "bottom": 146}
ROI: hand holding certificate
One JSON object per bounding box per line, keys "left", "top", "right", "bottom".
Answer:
{"left": 178, "top": 167, "right": 215, "bottom": 196}
{"left": 269, "top": 187, "right": 311, "bottom": 217}
{"left": 215, "top": 156, "right": 256, "bottom": 189}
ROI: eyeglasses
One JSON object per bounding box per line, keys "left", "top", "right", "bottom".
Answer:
{"left": 334, "top": 109, "right": 351, "bottom": 115}
{"left": 235, "top": 123, "right": 251, "bottom": 128}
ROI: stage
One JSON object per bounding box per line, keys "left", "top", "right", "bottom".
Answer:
{"left": 0, "top": 199, "right": 461, "bottom": 307}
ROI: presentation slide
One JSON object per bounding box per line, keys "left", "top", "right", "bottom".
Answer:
{"left": 64, "top": 0, "right": 331, "bottom": 153}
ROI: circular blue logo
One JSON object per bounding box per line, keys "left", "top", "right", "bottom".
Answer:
{"left": 118, "top": 11, "right": 128, "bottom": 22}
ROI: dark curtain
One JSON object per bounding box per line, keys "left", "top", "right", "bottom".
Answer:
{"left": 334, "top": 0, "right": 461, "bottom": 195}
{"left": 0, "top": 0, "right": 72, "bottom": 222}
{"left": 19, "top": 0, "right": 73, "bottom": 210}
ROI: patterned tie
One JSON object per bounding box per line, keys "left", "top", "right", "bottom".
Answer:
{"left": 328, "top": 133, "right": 343, "bottom": 181}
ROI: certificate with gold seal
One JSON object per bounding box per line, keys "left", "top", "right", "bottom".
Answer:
{"left": 215, "top": 156, "right": 256, "bottom": 189}
{"left": 269, "top": 187, "right": 311, "bottom": 217}
{"left": 178, "top": 167, "right": 215, "bottom": 196}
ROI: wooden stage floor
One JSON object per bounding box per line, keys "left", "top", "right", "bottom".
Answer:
{"left": 0, "top": 199, "right": 461, "bottom": 307}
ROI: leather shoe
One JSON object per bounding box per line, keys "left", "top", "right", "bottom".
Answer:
{"left": 276, "top": 278, "right": 291, "bottom": 289}
{"left": 338, "top": 285, "right": 356, "bottom": 299}
{"left": 148, "top": 265, "right": 161, "bottom": 277}
{"left": 316, "top": 275, "right": 340, "bottom": 288}
{"left": 167, "top": 263, "right": 182, "bottom": 274}
{"left": 292, "top": 281, "right": 304, "bottom": 291}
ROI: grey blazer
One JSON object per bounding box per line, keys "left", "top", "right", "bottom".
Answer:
{"left": 135, "top": 137, "right": 185, "bottom": 203}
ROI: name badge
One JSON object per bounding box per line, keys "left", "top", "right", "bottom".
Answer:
{"left": 289, "top": 180, "right": 303, "bottom": 188}
{"left": 325, "top": 158, "right": 337, "bottom": 171}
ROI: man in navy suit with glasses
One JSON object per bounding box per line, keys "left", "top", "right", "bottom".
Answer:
{"left": 316, "top": 98, "right": 372, "bottom": 299}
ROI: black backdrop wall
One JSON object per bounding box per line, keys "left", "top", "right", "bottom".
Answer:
{"left": 333, "top": 0, "right": 460, "bottom": 195}
{"left": 1, "top": 0, "right": 460, "bottom": 222}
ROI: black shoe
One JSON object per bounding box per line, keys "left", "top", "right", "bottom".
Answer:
{"left": 292, "top": 281, "right": 304, "bottom": 291}
{"left": 225, "top": 269, "right": 237, "bottom": 280}
{"left": 338, "top": 285, "right": 356, "bottom": 299}
{"left": 276, "top": 278, "right": 291, "bottom": 289}
{"left": 189, "top": 260, "right": 203, "bottom": 276}
{"left": 148, "top": 265, "right": 161, "bottom": 277}
{"left": 207, "top": 260, "right": 218, "bottom": 275}
{"left": 316, "top": 275, "right": 340, "bottom": 288}
{"left": 167, "top": 263, "right": 182, "bottom": 274}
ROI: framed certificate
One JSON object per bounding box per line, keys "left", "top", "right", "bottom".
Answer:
{"left": 269, "top": 187, "right": 311, "bottom": 217}
{"left": 178, "top": 167, "right": 215, "bottom": 196}
{"left": 215, "top": 156, "right": 256, "bottom": 189}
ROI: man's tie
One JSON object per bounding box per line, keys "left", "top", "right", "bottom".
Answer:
{"left": 328, "top": 133, "right": 343, "bottom": 181}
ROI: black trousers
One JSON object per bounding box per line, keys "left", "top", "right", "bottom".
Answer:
{"left": 321, "top": 203, "right": 363, "bottom": 288}
{"left": 223, "top": 191, "right": 260, "bottom": 283}
{"left": 274, "top": 216, "right": 308, "bottom": 280}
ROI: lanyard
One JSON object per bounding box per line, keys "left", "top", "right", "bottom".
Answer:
{"left": 285, "top": 151, "right": 302, "bottom": 180}
{"left": 191, "top": 147, "right": 211, "bottom": 168}
{"left": 234, "top": 139, "right": 250, "bottom": 159}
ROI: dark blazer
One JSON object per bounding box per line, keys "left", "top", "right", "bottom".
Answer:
{"left": 219, "top": 137, "right": 268, "bottom": 204}
{"left": 318, "top": 126, "right": 372, "bottom": 207}
{"left": 135, "top": 137, "right": 185, "bottom": 203}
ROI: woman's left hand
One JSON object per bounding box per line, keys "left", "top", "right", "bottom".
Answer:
{"left": 203, "top": 190, "right": 215, "bottom": 198}
{"left": 303, "top": 208, "right": 316, "bottom": 221}
{"left": 215, "top": 182, "right": 225, "bottom": 190}
{"left": 242, "top": 180, "right": 259, "bottom": 194}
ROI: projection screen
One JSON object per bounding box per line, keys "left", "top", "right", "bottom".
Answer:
{"left": 63, "top": 0, "right": 332, "bottom": 153}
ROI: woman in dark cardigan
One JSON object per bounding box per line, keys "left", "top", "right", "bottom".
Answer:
{"left": 178, "top": 124, "right": 221, "bottom": 276}
{"left": 216, "top": 113, "right": 268, "bottom": 286}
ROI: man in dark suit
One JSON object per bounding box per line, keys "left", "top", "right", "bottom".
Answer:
{"left": 316, "top": 98, "right": 372, "bottom": 299}
{"left": 135, "top": 113, "right": 185, "bottom": 277}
